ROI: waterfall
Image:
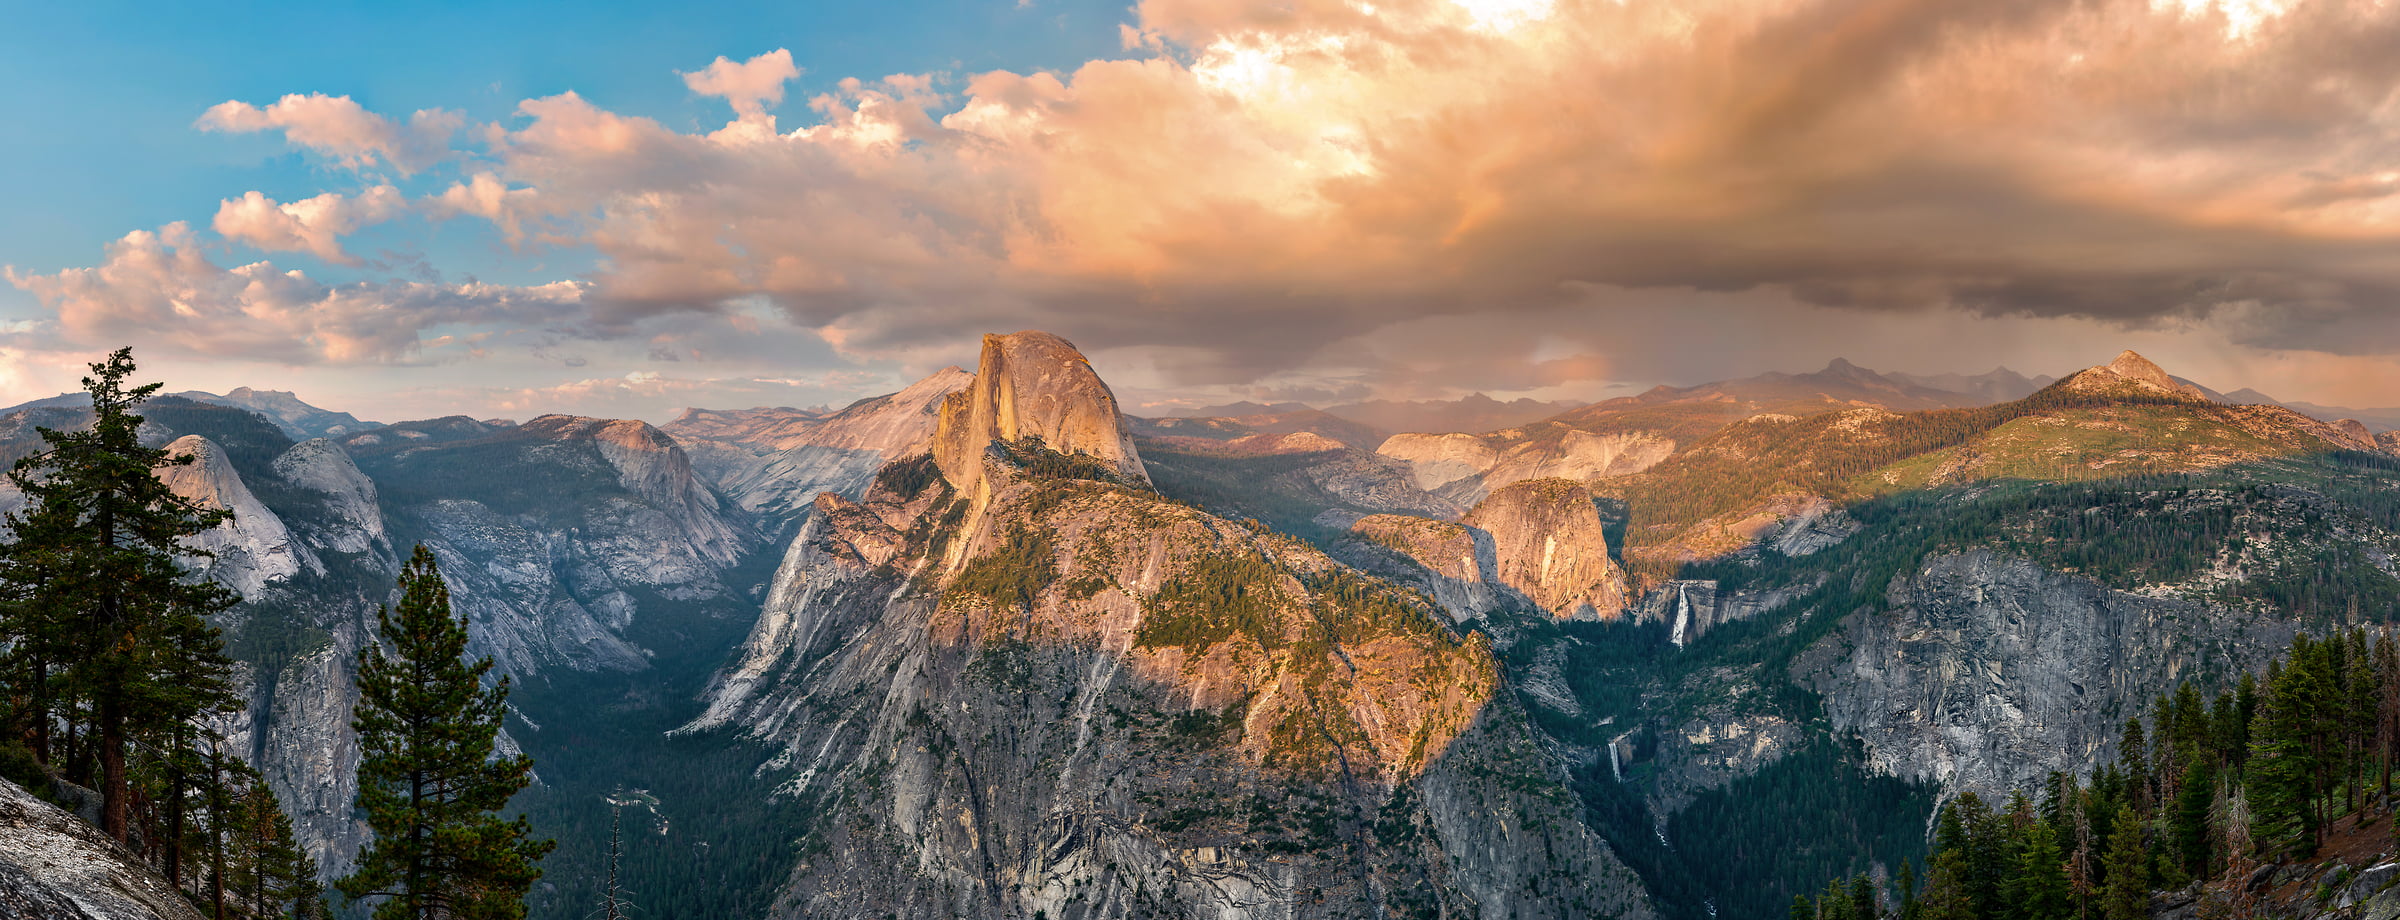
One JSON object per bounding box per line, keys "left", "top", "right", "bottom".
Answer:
{"left": 1609, "top": 738, "right": 1622, "bottom": 781}
{"left": 1670, "top": 583, "right": 1691, "bottom": 648}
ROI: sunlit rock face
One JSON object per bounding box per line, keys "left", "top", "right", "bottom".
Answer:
{"left": 0, "top": 778, "right": 206, "bottom": 920}
{"left": 932, "top": 331, "right": 1150, "bottom": 508}
{"left": 1461, "top": 477, "right": 1628, "bottom": 620}
{"left": 1378, "top": 429, "right": 1673, "bottom": 506}
{"left": 1339, "top": 513, "right": 1511, "bottom": 623}
{"left": 689, "top": 331, "right": 1656, "bottom": 920}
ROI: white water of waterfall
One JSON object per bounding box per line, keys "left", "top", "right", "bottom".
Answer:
{"left": 1670, "top": 583, "right": 1691, "bottom": 648}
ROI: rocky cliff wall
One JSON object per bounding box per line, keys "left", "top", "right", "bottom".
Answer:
{"left": 1797, "top": 550, "right": 2301, "bottom": 800}
{"left": 1462, "top": 478, "right": 1629, "bottom": 620}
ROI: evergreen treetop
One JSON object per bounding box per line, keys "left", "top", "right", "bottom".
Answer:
{"left": 339, "top": 545, "right": 551, "bottom": 920}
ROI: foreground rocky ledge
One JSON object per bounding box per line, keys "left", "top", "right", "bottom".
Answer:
{"left": 0, "top": 778, "right": 203, "bottom": 920}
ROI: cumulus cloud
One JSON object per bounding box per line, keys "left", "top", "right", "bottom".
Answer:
{"left": 427, "top": 172, "right": 545, "bottom": 243}
{"left": 29, "top": 0, "right": 2400, "bottom": 407}
{"left": 681, "top": 49, "right": 802, "bottom": 118}
{"left": 196, "top": 93, "right": 461, "bottom": 173}
{"left": 4, "top": 223, "right": 588, "bottom": 364}
{"left": 211, "top": 185, "right": 406, "bottom": 263}
{"left": 350, "top": 0, "right": 2388, "bottom": 391}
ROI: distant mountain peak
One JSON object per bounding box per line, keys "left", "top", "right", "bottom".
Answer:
{"left": 170, "top": 387, "right": 374, "bottom": 439}
{"left": 2106, "top": 350, "right": 2175, "bottom": 388}
{"left": 2060, "top": 349, "right": 2209, "bottom": 401}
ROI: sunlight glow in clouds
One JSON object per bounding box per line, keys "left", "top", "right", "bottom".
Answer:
{"left": 11, "top": 0, "right": 2400, "bottom": 412}
{"left": 2156, "top": 0, "right": 2294, "bottom": 37}
{"left": 1449, "top": 0, "right": 1557, "bottom": 32}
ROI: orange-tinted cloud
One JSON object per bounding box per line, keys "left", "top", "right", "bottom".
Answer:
{"left": 30, "top": 0, "right": 2400, "bottom": 403}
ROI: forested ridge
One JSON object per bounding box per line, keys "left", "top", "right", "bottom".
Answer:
{"left": 1798, "top": 626, "right": 2400, "bottom": 920}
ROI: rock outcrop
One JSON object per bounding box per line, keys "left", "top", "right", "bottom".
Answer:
{"left": 1797, "top": 551, "right": 2299, "bottom": 799}
{"left": 270, "top": 438, "right": 385, "bottom": 554}
{"left": 1461, "top": 478, "right": 1628, "bottom": 620}
{"left": 2058, "top": 350, "right": 2213, "bottom": 401}
{"left": 1340, "top": 514, "right": 1512, "bottom": 622}
{"left": 516, "top": 415, "right": 748, "bottom": 567}
{"left": 1379, "top": 428, "right": 1672, "bottom": 505}
{"left": 689, "top": 332, "right": 1654, "bottom": 920}
{"left": 932, "top": 331, "right": 1147, "bottom": 509}
{"left": 156, "top": 435, "right": 313, "bottom": 598}
{"left": 0, "top": 778, "right": 205, "bottom": 920}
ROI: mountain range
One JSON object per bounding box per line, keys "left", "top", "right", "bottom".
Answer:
{"left": 2, "top": 340, "right": 2398, "bottom": 918}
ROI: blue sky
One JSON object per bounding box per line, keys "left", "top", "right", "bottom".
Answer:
{"left": 2, "top": 0, "right": 2396, "bottom": 423}
{"left": 1, "top": 0, "right": 1128, "bottom": 299}
{"left": 0, "top": 0, "right": 1145, "bottom": 419}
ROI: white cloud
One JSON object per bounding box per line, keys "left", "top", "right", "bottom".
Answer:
{"left": 211, "top": 186, "right": 406, "bottom": 263}
{"left": 28, "top": 0, "right": 2400, "bottom": 409}
{"left": 427, "top": 172, "right": 544, "bottom": 243}
{"left": 5, "top": 223, "right": 587, "bottom": 364}
{"left": 681, "top": 49, "right": 802, "bottom": 118}
{"left": 196, "top": 93, "right": 461, "bottom": 174}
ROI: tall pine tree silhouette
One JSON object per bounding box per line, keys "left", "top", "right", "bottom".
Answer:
{"left": 339, "top": 546, "right": 552, "bottom": 920}
{"left": 0, "top": 347, "right": 238, "bottom": 840}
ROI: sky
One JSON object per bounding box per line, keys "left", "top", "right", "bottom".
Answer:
{"left": 4, "top": 0, "right": 2399, "bottom": 424}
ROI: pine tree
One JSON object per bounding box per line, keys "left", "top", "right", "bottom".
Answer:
{"left": 1898, "top": 858, "right": 1921, "bottom": 920}
{"left": 224, "top": 773, "right": 315, "bottom": 920}
{"left": 2117, "top": 719, "right": 2150, "bottom": 815}
{"left": 2167, "top": 759, "right": 2214, "bottom": 880}
{"left": 2005, "top": 820, "right": 2072, "bottom": 920}
{"left": 0, "top": 347, "right": 239, "bottom": 841}
{"left": 2374, "top": 632, "right": 2398, "bottom": 800}
{"left": 2099, "top": 804, "right": 2148, "bottom": 920}
{"left": 1851, "top": 873, "right": 1881, "bottom": 920}
{"left": 1919, "top": 850, "right": 1979, "bottom": 920}
{"left": 1822, "top": 878, "right": 1857, "bottom": 920}
{"left": 2344, "top": 628, "right": 2377, "bottom": 815}
{"left": 337, "top": 546, "right": 553, "bottom": 920}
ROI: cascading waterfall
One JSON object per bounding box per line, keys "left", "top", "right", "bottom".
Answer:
{"left": 1670, "top": 583, "right": 1691, "bottom": 648}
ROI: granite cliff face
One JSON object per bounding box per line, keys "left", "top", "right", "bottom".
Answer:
{"left": 690, "top": 333, "right": 1654, "bottom": 920}
{"left": 269, "top": 438, "right": 385, "bottom": 554}
{"left": 1461, "top": 478, "right": 1628, "bottom": 620}
{"left": 932, "top": 331, "right": 1148, "bottom": 510}
{"left": 1336, "top": 514, "right": 1513, "bottom": 623}
{"left": 1797, "top": 551, "right": 2300, "bottom": 799}
{"left": 345, "top": 413, "right": 762, "bottom": 677}
{"left": 155, "top": 434, "right": 314, "bottom": 599}
{"left": 1379, "top": 428, "right": 1674, "bottom": 506}
{"left": 0, "top": 779, "right": 205, "bottom": 920}
{"left": 516, "top": 415, "right": 748, "bottom": 568}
